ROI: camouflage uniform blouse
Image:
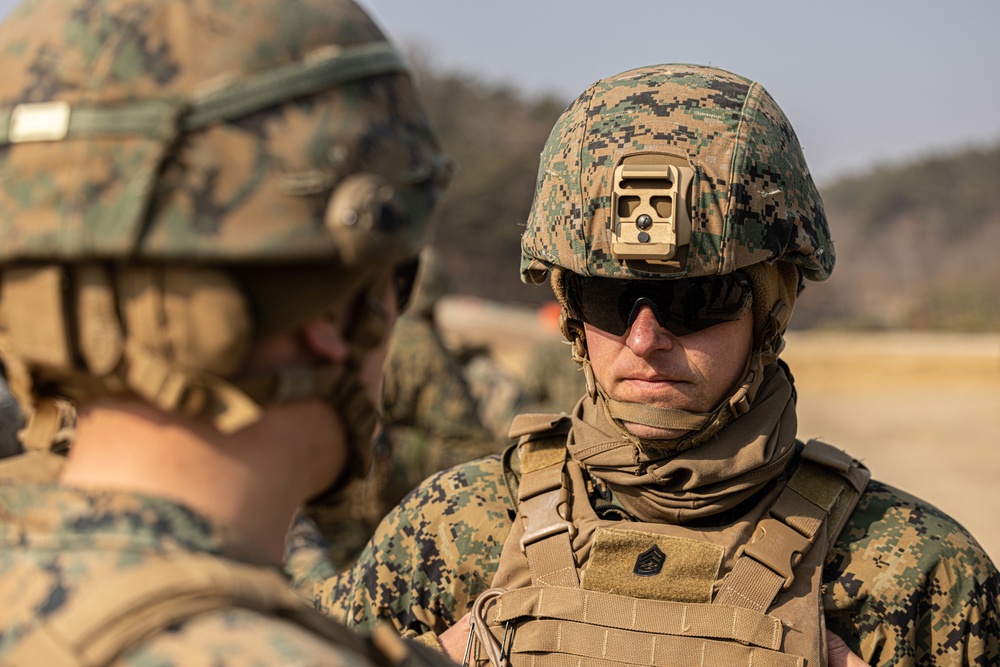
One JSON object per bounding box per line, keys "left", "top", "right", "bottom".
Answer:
{"left": 0, "top": 481, "right": 381, "bottom": 666}
{"left": 323, "top": 452, "right": 1000, "bottom": 667}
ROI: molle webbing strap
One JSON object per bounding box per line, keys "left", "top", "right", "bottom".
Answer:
{"left": 512, "top": 416, "right": 578, "bottom": 588}
{"left": 490, "top": 587, "right": 783, "bottom": 651}
{"left": 714, "top": 440, "right": 869, "bottom": 612}
{"left": 0, "top": 42, "right": 408, "bottom": 145}
{"left": 4, "top": 553, "right": 372, "bottom": 667}
{"left": 491, "top": 619, "right": 801, "bottom": 667}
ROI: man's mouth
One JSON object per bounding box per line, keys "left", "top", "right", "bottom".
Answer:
{"left": 617, "top": 376, "right": 692, "bottom": 402}
{"left": 623, "top": 374, "right": 687, "bottom": 385}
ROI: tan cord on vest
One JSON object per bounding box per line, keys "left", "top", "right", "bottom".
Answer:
{"left": 468, "top": 588, "right": 510, "bottom": 667}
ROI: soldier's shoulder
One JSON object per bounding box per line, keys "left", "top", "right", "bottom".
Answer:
{"left": 828, "top": 478, "right": 997, "bottom": 596}
{"left": 117, "top": 608, "right": 375, "bottom": 666}
{"left": 824, "top": 480, "right": 1000, "bottom": 663}
{"left": 839, "top": 479, "right": 993, "bottom": 564}
{"left": 401, "top": 452, "right": 512, "bottom": 513}
{"left": 323, "top": 454, "right": 513, "bottom": 633}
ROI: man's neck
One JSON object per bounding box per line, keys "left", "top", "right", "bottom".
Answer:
{"left": 60, "top": 399, "right": 335, "bottom": 563}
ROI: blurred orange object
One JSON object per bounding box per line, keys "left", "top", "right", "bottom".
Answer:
{"left": 538, "top": 301, "right": 563, "bottom": 333}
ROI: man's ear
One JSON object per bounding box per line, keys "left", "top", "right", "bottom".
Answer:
{"left": 301, "top": 315, "right": 351, "bottom": 364}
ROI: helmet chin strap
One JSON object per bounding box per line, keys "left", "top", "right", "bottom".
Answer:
{"left": 596, "top": 353, "right": 766, "bottom": 452}
{"left": 574, "top": 327, "right": 766, "bottom": 452}
{"left": 303, "top": 290, "right": 390, "bottom": 507}
{"left": 313, "top": 361, "right": 378, "bottom": 506}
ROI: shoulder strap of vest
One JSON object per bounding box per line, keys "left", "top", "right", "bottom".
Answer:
{"left": 4, "top": 551, "right": 400, "bottom": 667}
{"left": 501, "top": 412, "right": 571, "bottom": 503}
{"left": 502, "top": 412, "right": 577, "bottom": 588}
{"left": 0, "top": 449, "right": 66, "bottom": 483}
{"left": 714, "top": 439, "right": 870, "bottom": 612}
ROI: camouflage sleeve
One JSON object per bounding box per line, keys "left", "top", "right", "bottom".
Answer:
{"left": 284, "top": 510, "right": 338, "bottom": 601}
{"left": 316, "top": 455, "right": 514, "bottom": 638}
{"left": 823, "top": 480, "right": 1000, "bottom": 666}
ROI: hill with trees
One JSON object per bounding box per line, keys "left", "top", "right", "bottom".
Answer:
{"left": 794, "top": 147, "right": 1000, "bottom": 331}
{"left": 414, "top": 62, "right": 1000, "bottom": 331}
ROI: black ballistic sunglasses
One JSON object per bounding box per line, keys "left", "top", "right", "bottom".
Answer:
{"left": 563, "top": 271, "right": 753, "bottom": 337}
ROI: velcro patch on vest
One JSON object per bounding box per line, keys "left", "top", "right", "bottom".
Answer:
{"left": 519, "top": 439, "right": 567, "bottom": 473}
{"left": 581, "top": 528, "right": 723, "bottom": 603}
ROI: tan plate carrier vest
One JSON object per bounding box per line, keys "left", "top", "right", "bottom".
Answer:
{"left": 0, "top": 452, "right": 432, "bottom": 667}
{"left": 468, "top": 415, "right": 870, "bottom": 667}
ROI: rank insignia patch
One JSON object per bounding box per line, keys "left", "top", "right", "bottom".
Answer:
{"left": 583, "top": 528, "right": 722, "bottom": 602}
{"left": 633, "top": 545, "right": 666, "bottom": 576}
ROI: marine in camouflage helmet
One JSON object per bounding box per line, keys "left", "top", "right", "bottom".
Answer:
{"left": 0, "top": 0, "right": 449, "bottom": 476}
{"left": 521, "top": 64, "right": 830, "bottom": 450}
{"left": 0, "top": 0, "right": 455, "bottom": 665}
{"left": 312, "top": 65, "right": 999, "bottom": 667}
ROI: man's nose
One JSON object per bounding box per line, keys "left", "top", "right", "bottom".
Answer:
{"left": 625, "top": 304, "right": 676, "bottom": 356}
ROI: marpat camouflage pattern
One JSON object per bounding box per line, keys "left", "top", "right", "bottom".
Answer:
{"left": 0, "top": 0, "right": 441, "bottom": 265}
{"left": 520, "top": 64, "right": 832, "bottom": 284}
{"left": 307, "top": 311, "right": 499, "bottom": 569}
{"left": 309, "top": 63, "right": 1000, "bottom": 667}
{"left": 0, "top": 481, "right": 376, "bottom": 665}
{"left": 0, "top": 0, "right": 452, "bottom": 664}
{"left": 382, "top": 313, "right": 490, "bottom": 444}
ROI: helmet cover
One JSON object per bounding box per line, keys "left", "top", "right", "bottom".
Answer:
{"left": 521, "top": 64, "right": 833, "bottom": 285}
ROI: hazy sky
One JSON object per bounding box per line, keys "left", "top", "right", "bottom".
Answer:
{"left": 0, "top": 1, "right": 996, "bottom": 185}
{"left": 356, "top": 0, "right": 1000, "bottom": 184}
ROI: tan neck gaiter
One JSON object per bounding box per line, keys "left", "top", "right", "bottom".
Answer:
{"left": 566, "top": 362, "right": 798, "bottom": 523}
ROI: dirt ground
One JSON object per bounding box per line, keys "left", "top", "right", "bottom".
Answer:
{"left": 438, "top": 297, "right": 1000, "bottom": 562}
{"left": 783, "top": 331, "right": 1000, "bottom": 562}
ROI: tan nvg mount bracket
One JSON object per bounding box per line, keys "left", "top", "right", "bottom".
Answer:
{"left": 610, "top": 154, "right": 694, "bottom": 264}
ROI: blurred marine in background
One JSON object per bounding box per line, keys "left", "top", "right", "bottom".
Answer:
{"left": 310, "top": 246, "right": 499, "bottom": 568}
{"left": 382, "top": 247, "right": 496, "bottom": 468}
{"left": 0, "top": 0, "right": 456, "bottom": 665}
{"left": 323, "top": 65, "right": 999, "bottom": 666}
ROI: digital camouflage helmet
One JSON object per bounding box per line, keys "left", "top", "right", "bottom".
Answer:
{"left": 0, "top": 0, "right": 449, "bottom": 483}
{"left": 521, "top": 64, "right": 833, "bottom": 448}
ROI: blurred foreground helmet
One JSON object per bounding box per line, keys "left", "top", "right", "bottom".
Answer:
{"left": 522, "top": 65, "right": 832, "bottom": 447}
{"left": 0, "top": 0, "right": 449, "bottom": 481}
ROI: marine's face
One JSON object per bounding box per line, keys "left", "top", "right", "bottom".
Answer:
{"left": 584, "top": 303, "right": 753, "bottom": 440}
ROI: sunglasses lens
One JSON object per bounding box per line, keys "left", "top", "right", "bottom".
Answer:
{"left": 565, "top": 272, "right": 752, "bottom": 336}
